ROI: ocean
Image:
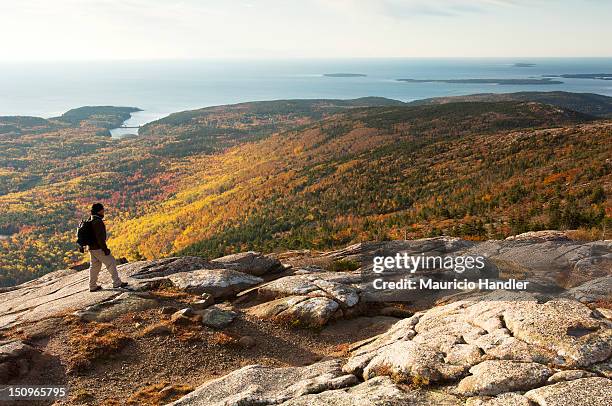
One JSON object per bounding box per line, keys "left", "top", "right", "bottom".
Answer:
{"left": 1, "top": 58, "right": 611, "bottom": 137}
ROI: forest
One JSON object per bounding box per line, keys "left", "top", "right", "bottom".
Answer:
{"left": 0, "top": 93, "right": 610, "bottom": 286}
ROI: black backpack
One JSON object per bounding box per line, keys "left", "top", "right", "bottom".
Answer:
{"left": 76, "top": 218, "right": 94, "bottom": 248}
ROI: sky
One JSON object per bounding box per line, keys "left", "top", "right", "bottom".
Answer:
{"left": 1, "top": 0, "right": 611, "bottom": 61}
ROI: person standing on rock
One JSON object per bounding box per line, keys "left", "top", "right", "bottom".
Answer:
{"left": 86, "top": 203, "right": 128, "bottom": 292}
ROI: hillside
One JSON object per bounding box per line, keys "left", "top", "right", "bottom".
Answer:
{"left": 410, "top": 91, "right": 612, "bottom": 118}
{"left": 138, "top": 98, "right": 406, "bottom": 156}
{"left": 108, "top": 101, "right": 610, "bottom": 261}
{"left": 0, "top": 98, "right": 405, "bottom": 286}
{"left": 1, "top": 95, "right": 611, "bottom": 286}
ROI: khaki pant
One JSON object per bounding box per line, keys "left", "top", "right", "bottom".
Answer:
{"left": 89, "top": 249, "right": 122, "bottom": 289}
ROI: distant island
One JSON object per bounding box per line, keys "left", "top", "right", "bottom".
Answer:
{"left": 513, "top": 63, "right": 536, "bottom": 68}
{"left": 397, "top": 78, "right": 563, "bottom": 85}
{"left": 323, "top": 73, "right": 367, "bottom": 77}
{"left": 544, "top": 73, "right": 612, "bottom": 81}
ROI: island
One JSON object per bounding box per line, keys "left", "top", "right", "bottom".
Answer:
{"left": 513, "top": 63, "right": 536, "bottom": 67}
{"left": 396, "top": 78, "right": 563, "bottom": 85}
{"left": 544, "top": 73, "right": 612, "bottom": 81}
{"left": 323, "top": 73, "right": 367, "bottom": 77}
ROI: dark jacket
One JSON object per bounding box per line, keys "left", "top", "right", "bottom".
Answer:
{"left": 88, "top": 214, "right": 109, "bottom": 252}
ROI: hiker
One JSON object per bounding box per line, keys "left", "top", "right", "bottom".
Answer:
{"left": 84, "top": 203, "right": 128, "bottom": 292}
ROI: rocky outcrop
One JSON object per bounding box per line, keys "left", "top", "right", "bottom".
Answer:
{"left": 167, "top": 360, "right": 357, "bottom": 405}
{"left": 562, "top": 275, "right": 612, "bottom": 303}
{"left": 199, "top": 306, "right": 237, "bottom": 328}
{"left": 0, "top": 237, "right": 610, "bottom": 406}
{"left": 73, "top": 292, "right": 160, "bottom": 322}
{"left": 344, "top": 291, "right": 611, "bottom": 383}
{"left": 465, "top": 392, "right": 531, "bottom": 406}
{"left": 211, "top": 251, "right": 284, "bottom": 276}
{"left": 0, "top": 252, "right": 276, "bottom": 330}
{"left": 524, "top": 377, "right": 612, "bottom": 406}
{"left": 456, "top": 360, "right": 552, "bottom": 396}
{"left": 257, "top": 274, "right": 360, "bottom": 307}
{"left": 0, "top": 340, "right": 40, "bottom": 383}
{"left": 501, "top": 298, "right": 612, "bottom": 367}
{"left": 546, "top": 369, "right": 597, "bottom": 383}
{"left": 466, "top": 239, "right": 612, "bottom": 290}
{"left": 248, "top": 296, "right": 342, "bottom": 327}
{"left": 282, "top": 376, "right": 462, "bottom": 405}
{"left": 3, "top": 237, "right": 609, "bottom": 333}
{"left": 505, "top": 230, "right": 572, "bottom": 241}
{"left": 0, "top": 268, "right": 121, "bottom": 331}
{"left": 168, "top": 269, "right": 263, "bottom": 298}
{"left": 123, "top": 256, "right": 217, "bottom": 279}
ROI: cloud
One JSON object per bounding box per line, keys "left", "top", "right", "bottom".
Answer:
{"left": 315, "top": 0, "right": 524, "bottom": 19}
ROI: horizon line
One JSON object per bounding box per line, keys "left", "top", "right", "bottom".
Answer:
{"left": 2, "top": 56, "right": 612, "bottom": 64}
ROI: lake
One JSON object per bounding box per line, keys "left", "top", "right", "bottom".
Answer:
{"left": 1, "top": 58, "right": 611, "bottom": 137}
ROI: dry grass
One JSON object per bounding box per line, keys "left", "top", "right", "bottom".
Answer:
{"left": 210, "top": 331, "right": 239, "bottom": 346}
{"left": 126, "top": 382, "right": 194, "bottom": 405}
{"left": 138, "top": 321, "right": 173, "bottom": 337}
{"left": 332, "top": 342, "right": 351, "bottom": 357}
{"left": 566, "top": 228, "right": 608, "bottom": 241}
{"left": 594, "top": 299, "right": 612, "bottom": 310}
{"left": 150, "top": 286, "right": 196, "bottom": 302}
{"left": 66, "top": 322, "right": 132, "bottom": 373}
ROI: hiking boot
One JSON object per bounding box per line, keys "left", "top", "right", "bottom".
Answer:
{"left": 113, "top": 281, "right": 128, "bottom": 289}
{"left": 90, "top": 285, "right": 103, "bottom": 292}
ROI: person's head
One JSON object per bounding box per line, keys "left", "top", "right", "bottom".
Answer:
{"left": 91, "top": 203, "right": 105, "bottom": 217}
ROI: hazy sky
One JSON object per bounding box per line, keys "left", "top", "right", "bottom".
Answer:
{"left": 2, "top": 0, "right": 611, "bottom": 61}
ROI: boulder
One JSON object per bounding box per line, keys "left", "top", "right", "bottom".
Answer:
{"left": 344, "top": 291, "right": 611, "bottom": 386}
{"left": 597, "top": 307, "right": 612, "bottom": 320}
{"left": 546, "top": 369, "right": 597, "bottom": 384}
{"left": 123, "top": 256, "right": 217, "bottom": 279}
{"left": 524, "top": 377, "right": 612, "bottom": 406}
{"left": 199, "top": 306, "right": 237, "bottom": 329}
{"left": 568, "top": 252, "right": 612, "bottom": 287}
{"left": 171, "top": 308, "right": 199, "bottom": 325}
{"left": 168, "top": 269, "right": 263, "bottom": 298}
{"left": 0, "top": 340, "right": 35, "bottom": 362}
{"left": 7, "top": 317, "right": 63, "bottom": 340}
{"left": 294, "top": 265, "right": 326, "bottom": 275}
{"left": 73, "top": 292, "right": 159, "bottom": 322}
{"left": 282, "top": 376, "right": 462, "bottom": 406}
{"left": 502, "top": 298, "right": 612, "bottom": 367}
{"left": 167, "top": 360, "right": 356, "bottom": 405}
{"left": 468, "top": 239, "right": 612, "bottom": 290}
{"left": 238, "top": 336, "right": 256, "bottom": 348}
{"left": 142, "top": 324, "right": 172, "bottom": 336}
{"left": 505, "top": 230, "right": 571, "bottom": 241}
{"left": 211, "top": 251, "right": 283, "bottom": 276}
{"left": 248, "top": 296, "right": 341, "bottom": 327}
{"left": 361, "top": 340, "right": 467, "bottom": 383}
{"left": 562, "top": 276, "right": 612, "bottom": 303}
{"left": 258, "top": 275, "right": 360, "bottom": 308}
{"left": 466, "top": 392, "right": 531, "bottom": 406}
{"left": 589, "top": 359, "right": 612, "bottom": 378}
{"left": 456, "top": 360, "right": 552, "bottom": 396}
{"left": 0, "top": 268, "right": 120, "bottom": 331}
{"left": 192, "top": 293, "right": 214, "bottom": 310}
{"left": 0, "top": 340, "right": 39, "bottom": 383}
{"left": 160, "top": 306, "right": 179, "bottom": 315}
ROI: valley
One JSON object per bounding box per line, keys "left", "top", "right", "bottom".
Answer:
{"left": 0, "top": 92, "right": 611, "bottom": 286}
